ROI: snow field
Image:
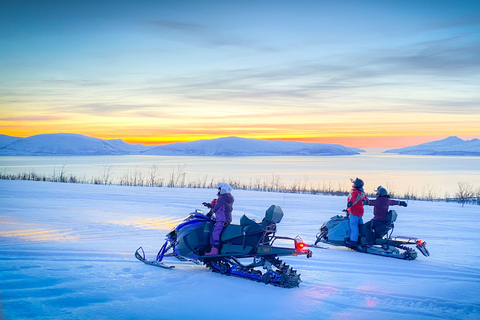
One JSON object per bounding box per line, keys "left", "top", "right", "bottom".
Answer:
{"left": 1, "top": 180, "right": 479, "bottom": 320}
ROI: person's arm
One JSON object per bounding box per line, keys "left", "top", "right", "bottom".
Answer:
{"left": 364, "top": 198, "right": 374, "bottom": 206}
{"left": 347, "top": 193, "right": 356, "bottom": 208}
{"left": 389, "top": 199, "right": 407, "bottom": 207}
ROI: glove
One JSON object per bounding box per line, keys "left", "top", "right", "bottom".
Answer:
{"left": 223, "top": 221, "right": 230, "bottom": 227}
{"left": 347, "top": 201, "right": 353, "bottom": 208}
{"left": 202, "top": 202, "right": 212, "bottom": 208}
{"left": 399, "top": 201, "right": 407, "bottom": 207}
{"left": 363, "top": 199, "right": 369, "bottom": 205}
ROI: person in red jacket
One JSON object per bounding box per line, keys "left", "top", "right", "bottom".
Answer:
{"left": 346, "top": 178, "right": 368, "bottom": 247}
{"left": 363, "top": 186, "right": 407, "bottom": 245}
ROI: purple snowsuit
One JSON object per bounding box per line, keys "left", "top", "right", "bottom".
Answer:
{"left": 210, "top": 192, "right": 234, "bottom": 247}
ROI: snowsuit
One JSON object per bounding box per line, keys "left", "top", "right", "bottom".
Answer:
{"left": 347, "top": 187, "right": 368, "bottom": 242}
{"left": 210, "top": 192, "right": 234, "bottom": 248}
{"left": 364, "top": 196, "right": 400, "bottom": 245}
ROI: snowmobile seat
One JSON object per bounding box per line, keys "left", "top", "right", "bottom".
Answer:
{"left": 240, "top": 214, "right": 256, "bottom": 226}
{"left": 386, "top": 210, "right": 398, "bottom": 223}
{"left": 375, "top": 210, "right": 398, "bottom": 239}
{"left": 221, "top": 224, "right": 244, "bottom": 241}
{"left": 240, "top": 214, "right": 267, "bottom": 234}
{"left": 262, "top": 205, "right": 284, "bottom": 225}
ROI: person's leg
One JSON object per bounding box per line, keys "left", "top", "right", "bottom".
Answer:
{"left": 208, "top": 222, "right": 224, "bottom": 254}
{"left": 364, "top": 220, "right": 374, "bottom": 245}
{"left": 349, "top": 215, "right": 361, "bottom": 242}
{"left": 372, "top": 221, "right": 388, "bottom": 239}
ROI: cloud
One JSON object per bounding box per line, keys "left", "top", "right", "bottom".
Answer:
{"left": 146, "top": 19, "right": 266, "bottom": 50}
{"left": 0, "top": 116, "right": 65, "bottom": 122}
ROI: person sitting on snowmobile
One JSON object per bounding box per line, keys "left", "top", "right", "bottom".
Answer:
{"left": 346, "top": 178, "right": 368, "bottom": 248}
{"left": 205, "top": 182, "right": 234, "bottom": 255}
{"left": 363, "top": 186, "right": 407, "bottom": 246}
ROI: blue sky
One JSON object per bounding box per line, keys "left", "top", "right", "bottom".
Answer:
{"left": 1, "top": 0, "right": 479, "bottom": 147}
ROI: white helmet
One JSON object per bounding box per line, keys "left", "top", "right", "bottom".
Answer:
{"left": 217, "top": 182, "right": 232, "bottom": 195}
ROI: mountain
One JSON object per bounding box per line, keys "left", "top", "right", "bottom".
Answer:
{"left": 0, "top": 133, "right": 149, "bottom": 156}
{"left": 384, "top": 136, "right": 480, "bottom": 156}
{"left": 105, "top": 138, "right": 151, "bottom": 153}
{"left": 0, "top": 133, "right": 363, "bottom": 156}
{"left": 0, "top": 134, "right": 21, "bottom": 148}
{"left": 142, "top": 136, "right": 363, "bottom": 156}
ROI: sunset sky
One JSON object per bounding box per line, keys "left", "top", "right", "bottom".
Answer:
{"left": 1, "top": 0, "right": 479, "bottom": 148}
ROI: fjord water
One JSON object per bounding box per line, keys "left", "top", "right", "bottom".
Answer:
{"left": 1, "top": 149, "right": 478, "bottom": 196}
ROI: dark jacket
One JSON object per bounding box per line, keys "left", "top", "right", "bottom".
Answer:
{"left": 366, "top": 195, "right": 399, "bottom": 221}
{"left": 213, "top": 192, "right": 234, "bottom": 222}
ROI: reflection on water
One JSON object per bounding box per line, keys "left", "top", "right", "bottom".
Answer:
{"left": 1, "top": 151, "right": 479, "bottom": 196}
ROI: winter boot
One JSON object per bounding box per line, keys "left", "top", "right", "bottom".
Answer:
{"left": 345, "top": 240, "right": 359, "bottom": 249}
{"left": 206, "top": 246, "right": 219, "bottom": 255}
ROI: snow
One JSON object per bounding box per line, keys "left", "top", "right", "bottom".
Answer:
{"left": 1, "top": 180, "right": 480, "bottom": 320}
{"left": 0, "top": 133, "right": 150, "bottom": 156}
{"left": 385, "top": 136, "right": 480, "bottom": 156}
{"left": 0, "top": 134, "right": 362, "bottom": 156}
{"left": 143, "top": 136, "right": 363, "bottom": 156}
{"left": 0, "top": 135, "right": 20, "bottom": 148}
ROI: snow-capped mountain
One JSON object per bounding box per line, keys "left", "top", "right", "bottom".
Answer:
{"left": 0, "top": 133, "right": 149, "bottom": 156}
{"left": 142, "top": 136, "right": 363, "bottom": 156}
{"left": 0, "top": 134, "right": 363, "bottom": 156}
{"left": 105, "top": 138, "right": 151, "bottom": 153}
{"left": 384, "top": 136, "right": 480, "bottom": 156}
{"left": 0, "top": 134, "right": 21, "bottom": 148}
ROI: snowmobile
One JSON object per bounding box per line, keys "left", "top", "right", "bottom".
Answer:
{"left": 135, "top": 203, "right": 312, "bottom": 288}
{"left": 312, "top": 209, "right": 430, "bottom": 260}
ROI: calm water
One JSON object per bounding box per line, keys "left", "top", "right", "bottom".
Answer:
{"left": 1, "top": 149, "right": 479, "bottom": 197}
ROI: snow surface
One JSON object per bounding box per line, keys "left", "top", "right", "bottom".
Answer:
{"left": 385, "top": 136, "right": 480, "bottom": 156}
{"left": 0, "top": 134, "right": 362, "bottom": 156}
{"left": 1, "top": 180, "right": 480, "bottom": 320}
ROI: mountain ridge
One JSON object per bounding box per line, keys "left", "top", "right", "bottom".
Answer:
{"left": 0, "top": 133, "right": 364, "bottom": 156}
{"left": 384, "top": 136, "right": 480, "bottom": 156}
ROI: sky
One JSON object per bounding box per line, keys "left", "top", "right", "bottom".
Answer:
{"left": 1, "top": 0, "right": 480, "bottom": 148}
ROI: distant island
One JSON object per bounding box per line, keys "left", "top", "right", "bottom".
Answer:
{"left": 384, "top": 136, "right": 480, "bottom": 156}
{"left": 0, "top": 133, "right": 363, "bottom": 156}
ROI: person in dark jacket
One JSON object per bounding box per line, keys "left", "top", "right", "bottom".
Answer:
{"left": 206, "top": 182, "right": 234, "bottom": 255}
{"left": 363, "top": 186, "right": 407, "bottom": 245}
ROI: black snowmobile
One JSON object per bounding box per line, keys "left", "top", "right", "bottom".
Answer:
{"left": 313, "top": 210, "right": 430, "bottom": 260}
{"left": 135, "top": 204, "right": 312, "bottom": 288}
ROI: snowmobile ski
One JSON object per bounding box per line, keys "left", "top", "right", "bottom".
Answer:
{"left": 135, "top": 247, "right": 175, "bottom": 269}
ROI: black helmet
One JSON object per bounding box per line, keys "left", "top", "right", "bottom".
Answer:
{"left": 375, "top": 186, "right": 388, "bottom": 197}
{"left": 350, "top": 178, "right": 364, "bottom": 189}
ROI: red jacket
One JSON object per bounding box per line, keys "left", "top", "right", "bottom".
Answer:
{"left": 347, "top": 188, "right": 368, "bottom": 217}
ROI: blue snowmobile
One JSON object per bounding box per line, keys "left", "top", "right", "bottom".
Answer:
{"left": 313, "top": 210, "right": 430, "bottom": 260}
{"left": 136, "top": 204, "right": 312, "bottom": 288}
